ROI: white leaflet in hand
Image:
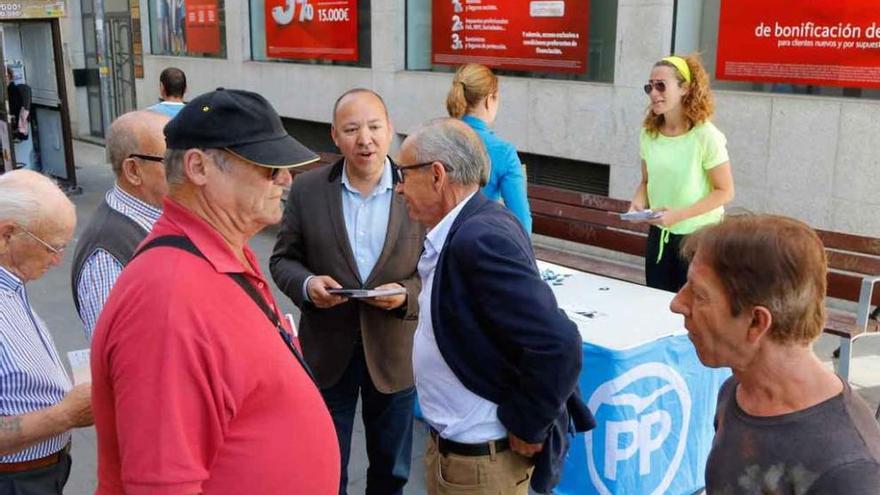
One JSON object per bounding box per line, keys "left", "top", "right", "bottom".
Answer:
{"left": 67, "top": 349, "right": 91, "bottom": 385}
{"left": 620, "top": 210, "right": 662, "bottom": 222}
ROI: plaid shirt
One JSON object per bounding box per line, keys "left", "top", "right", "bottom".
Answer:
{"left": 75, "top": 185, "right": 161, "bottom": 341}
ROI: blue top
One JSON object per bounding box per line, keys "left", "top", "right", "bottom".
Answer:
{"left": 147, "top": 101, "right": 185, "bottom": 118}
{"left": 462, "top": 114, "right": 532, "bottom": 233}
{"left": 0, "top": 266, "right": 72, "bottom": 463}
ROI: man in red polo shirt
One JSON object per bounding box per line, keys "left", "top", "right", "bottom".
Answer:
{"left": 90, "top": 88, "right": 340, "bottom": 494}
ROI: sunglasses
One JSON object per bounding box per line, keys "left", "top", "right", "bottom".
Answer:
{"left": 18, "top": 228, "right": 65, "bottom": 255}
{"left": 394, "top": 162, "right": 436, "bottom": 183}
{"left": 643, "top": 80, "right": 668, "bottom": 95}
{"left": 128, "top": 153, "right": 165, "bottom": 163}
{"left": 266, "top": 167, "right": 285, "bottom": 180}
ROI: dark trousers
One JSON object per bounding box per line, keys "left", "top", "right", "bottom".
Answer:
{"left": 0, "top": 451, "right": 72, "bottom": 495}
{"left": 645, "top": 226, "right": 689, "bottom": 293}
{"left": 321, "top": 343, "right": 415, "bottom": 495}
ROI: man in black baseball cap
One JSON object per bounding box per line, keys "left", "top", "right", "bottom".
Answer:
{"left": 90, "top": 88, "right": 341, "bottom": 493}
{"left": 165, "top": 87, "right": 318, "bottom": 169}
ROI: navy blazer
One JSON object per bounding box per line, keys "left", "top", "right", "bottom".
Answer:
{"left": 431, "top": 193, "right": 595, "bottom": 492}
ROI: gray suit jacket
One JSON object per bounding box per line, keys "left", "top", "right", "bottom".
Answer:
{"left": 270, "top": 157, "right": 425, "bottom": 393}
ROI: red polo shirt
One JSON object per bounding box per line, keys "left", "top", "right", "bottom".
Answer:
{"left": 91, "top": 199, "right": 340, "bottom": 495}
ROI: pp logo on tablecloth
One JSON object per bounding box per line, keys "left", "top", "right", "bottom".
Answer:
{"left": 585, "top": 363, "right": 692, "bottom": 495}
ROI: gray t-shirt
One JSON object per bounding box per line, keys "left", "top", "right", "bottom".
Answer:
{"left": 707, "top": 376, "right": 880, "bottom": 495}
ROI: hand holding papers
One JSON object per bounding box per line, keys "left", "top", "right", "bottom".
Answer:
{"left": 620, "top": 209, "right": 663, "bottom": 222}
{"left": 327, "top": 287, "right": 407, "bottom": 298}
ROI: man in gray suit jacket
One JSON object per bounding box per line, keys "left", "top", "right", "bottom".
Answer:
{"left": 270, "top": 89, "right": 424, "bottom": 495}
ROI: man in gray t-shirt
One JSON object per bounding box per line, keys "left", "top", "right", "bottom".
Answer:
{"left": 669, "top": 214, "right": 880, "bottom": 495}
{"left": 708, "top": 377, "right": 880, "bottom": 494}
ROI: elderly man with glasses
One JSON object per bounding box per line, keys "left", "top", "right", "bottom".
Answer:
{"left": 90, "top": 88, "right": 340, "bottom": 494}
{"left": 395, "top": 118, "right": 594, "bottom": 495}
{"left": 0, "top": 170, "right": 93, "bottom": 494}
{"left": 70, "top": 109, "right": 171, "bottom": 341}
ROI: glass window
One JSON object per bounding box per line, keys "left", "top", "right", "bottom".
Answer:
{"left": 406, "top": 0, "right": 617, "bottom": 83}
{"left": 148, "top": 0, "right": 227, "bottom": 57}
{"left": 249, "top": 0, "right": 371, "bottom": 67}
{"left": 674, "top": 0, "right": 880, "bottom": 100}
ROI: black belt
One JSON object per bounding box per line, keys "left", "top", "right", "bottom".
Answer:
{"left": 430, "top": 428, "right": 510, "bottom": 457}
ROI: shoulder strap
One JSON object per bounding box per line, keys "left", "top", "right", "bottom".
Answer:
{"left": 135, "top": 235, "right": 316, "bottom": 383}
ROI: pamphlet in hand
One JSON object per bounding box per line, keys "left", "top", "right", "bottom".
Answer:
{"left": 327, "top": 287, "right": 407, "bottom": 298}
{"left": 619, "top": 209, "right": 663, "bottom": 222}
{"left": 67, "top": 349, "right": 91, "bottom": 385}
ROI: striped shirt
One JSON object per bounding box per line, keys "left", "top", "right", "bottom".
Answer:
{"left": 0, "top": 266, "right": 72, "bottom": 463}
{"left": 76, "top": 185, "right": 161, "bottom": 341}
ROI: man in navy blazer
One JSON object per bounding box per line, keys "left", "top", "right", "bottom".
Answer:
{"left": 395, "top": 118, "right": 594, "bottom": 494}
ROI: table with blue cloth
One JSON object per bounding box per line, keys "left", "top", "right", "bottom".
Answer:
{"left": 538, "top": 261, "right": 730, "bottom": 495}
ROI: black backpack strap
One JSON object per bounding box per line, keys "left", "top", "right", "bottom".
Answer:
{"left": 135, "top": 235, "right": 316, "bottom": 383}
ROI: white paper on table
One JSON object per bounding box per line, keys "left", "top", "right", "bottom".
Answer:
{"left": 67, "top": 349, "right": 91, "bottom": 385}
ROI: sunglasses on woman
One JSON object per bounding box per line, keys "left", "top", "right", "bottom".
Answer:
{"left": 643, "top": 80, "right": 668, "bottom": 94}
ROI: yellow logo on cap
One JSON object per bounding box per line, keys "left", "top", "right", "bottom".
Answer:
{"left": 202, "top": 106, "right": 211, "bottom": 112}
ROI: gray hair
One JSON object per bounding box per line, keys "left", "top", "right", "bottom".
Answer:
{"left": 165, "top": 148, "right": 232, "bottom": 185}
{"left": 406, "top": 118, "right": 489, "bottom": 186}
{"left": 0, "top": 179, "right": 40, "bottom": 227}
{"left": 0, "top": 170, "right": 68, "bottom": 228}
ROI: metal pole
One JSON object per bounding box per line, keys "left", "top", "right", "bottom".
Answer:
{"left": 94, "top": 0, "right": 113, "bottom": 136}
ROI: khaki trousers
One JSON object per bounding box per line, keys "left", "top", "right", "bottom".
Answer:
{"left": 424, "top": 433, "right": 534, "bottom": 495}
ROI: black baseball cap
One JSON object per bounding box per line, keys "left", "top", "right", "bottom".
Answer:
{"left": 164, "top": 88, "right": 318, "bottom": 169}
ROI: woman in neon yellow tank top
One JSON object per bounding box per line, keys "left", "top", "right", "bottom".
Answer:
{"left": 629, "top": 54, "right": 735, "bottom": 292}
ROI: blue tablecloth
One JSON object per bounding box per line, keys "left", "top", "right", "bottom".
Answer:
{"left": 556, "top": 335, "right": 730, "bottom": 495}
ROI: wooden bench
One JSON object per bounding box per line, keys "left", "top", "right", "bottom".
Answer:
{"left": 529, "top": 183, "right": 647, "bottom": 283}
{"left": 816, "top": 232, "right": 880, "bottom": 381}
{"left": 528, "top": 183, "right": 880, "bottom": 382}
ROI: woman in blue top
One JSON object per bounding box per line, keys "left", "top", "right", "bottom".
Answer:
{"left": 446, "top": 64, "right": 532, "bottom": 233}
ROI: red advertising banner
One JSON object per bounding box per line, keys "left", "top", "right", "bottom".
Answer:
{"left": 431, "top": 0, "right": 590, "bottom": 74}
{"left": 185, "top": 0, "right": 221, "bottom": 55}
{"left": 716, "top": 0, "right": 880, "bottom": 89}
{"left": 264, "top": 0, "right": 358, "bottom": 61}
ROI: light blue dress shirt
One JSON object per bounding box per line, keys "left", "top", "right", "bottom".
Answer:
{"left": 302, "top": 159, "right": 393, "bottom": 299}
{"left": 462, "top": 114, "right": 532, "bottom": 233}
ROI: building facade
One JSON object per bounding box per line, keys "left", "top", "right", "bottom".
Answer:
{"left": 63, "top": 0, "right": 880, "bottom": 236}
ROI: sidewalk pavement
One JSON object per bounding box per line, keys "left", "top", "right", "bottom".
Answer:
{"left": 24, "top": 140, "right": 880, "bottom": 494}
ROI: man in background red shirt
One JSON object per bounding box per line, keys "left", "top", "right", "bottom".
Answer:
{"left": 91, "top": 88, "right": 340, "bottom": 494}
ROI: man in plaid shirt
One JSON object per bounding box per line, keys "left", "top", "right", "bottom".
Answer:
{"left": 70, "top": 109, "right": 170, "bottom": 340}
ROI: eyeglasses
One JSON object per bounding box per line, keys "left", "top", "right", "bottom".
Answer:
{"left": 394, "top": 161, "right": 448, "bottom": 183}
{"left": 18, "top": 228, "right": 65, "bottom": 255}
{"left": 266, "top": 167, "right": 286, "bottom": 181}
{"left": 128, "top": 153, "right": 165, "bottom": 163}
{"left": 643, "top": 80, "right": 668, "bottom": 95}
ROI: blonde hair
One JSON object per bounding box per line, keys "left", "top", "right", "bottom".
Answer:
{"left": 446, "top": 64, "right": 499, "bottom": 119}
{"left": 643, "top": 53, "right": 714, "bottom": 138}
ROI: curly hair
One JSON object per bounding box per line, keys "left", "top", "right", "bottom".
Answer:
{"left": 643, "top": 53, "right": 714, "bottom": 138}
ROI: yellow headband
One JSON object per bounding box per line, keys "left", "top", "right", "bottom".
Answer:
{"left": 662, "top": 56, "right": 692, "bottom": 83}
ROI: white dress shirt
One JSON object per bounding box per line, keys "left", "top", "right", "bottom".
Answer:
{"left": 412, "top": 192, "right": 507, "bottom": 443}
